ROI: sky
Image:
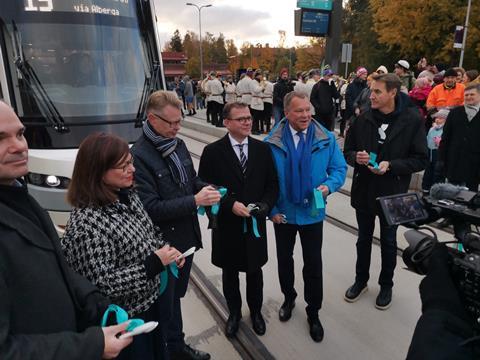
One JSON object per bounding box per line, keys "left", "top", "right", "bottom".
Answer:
{"left": 153, "top": 0, "right": 310, "bottom": 49}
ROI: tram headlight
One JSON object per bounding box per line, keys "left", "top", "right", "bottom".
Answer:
{"left": 26, "top": 172, "right": 70, "bottom": 189}
{"left": 45, "top": 175, "right": 61, "bottom": 187}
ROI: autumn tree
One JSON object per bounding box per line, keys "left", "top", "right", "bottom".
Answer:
{"left": 370, "top": 0, "right": 480, "bottom": 69}
{"left": 295, "top": 38, "right": 326, "bottom": 72}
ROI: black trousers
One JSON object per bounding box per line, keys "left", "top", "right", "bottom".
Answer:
{"left": 274, "top": 222, "right": 323, "bottom": 316}
{"left": 157, "top": 255, "right": 193, "bottom": 355}
{"left": 210, "top": 101, "right": 223, "bottom": 126}
{"left": 206, "top": 100, "right": 212, "bottom": 122}
{"left": 355, "top": 210, "right": 398, "bottom": 288}
{"left": 251, "top": 108, "right": 263, "bottom": 133}
{"left": 222, "top": 268, "right": 263, "bottom": 315}
{"left": 262, "top": 103, "right": 273, "bottom": 133}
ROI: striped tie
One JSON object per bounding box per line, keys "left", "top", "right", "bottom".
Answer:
{"left": 237, "top": 144, "right": 247, "bottom": 173}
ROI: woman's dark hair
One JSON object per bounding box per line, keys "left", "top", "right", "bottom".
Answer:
{"left": 67, "top": 133, "right": 130, "bottom": 207}
{"left": 465, "top": 70, "right": 479, "bottom": 83}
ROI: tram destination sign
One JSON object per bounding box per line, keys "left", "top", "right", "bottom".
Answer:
{"left": 298, "top": 9, "right": 330, "bottom": 37}
{"left": 296, "top": 0, "right": 333, "bottom": 11}
{"left": 24, "top": 0, "right": 135, "bottom": 17}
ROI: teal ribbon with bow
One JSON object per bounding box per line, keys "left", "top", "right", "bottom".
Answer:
{"left": 101, "top": 304, "right": 144, "bottom": 332}
{"left": 159, "top": 262, "right": 179, "bottom": 295}
{"left": 310, "top": 188, "right": 325, "bottom": 216}
{"left": 243, "top": 217, "right": 261, "bottom": 238}
{"left": 369, "top": 152, "right": 380, "bottom": 169}
{"left": 198, "top": 187, "right": 228, "bottom": 215}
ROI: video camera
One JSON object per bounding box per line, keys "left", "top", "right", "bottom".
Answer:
{"left": 378, "top": 183, "right": 480, "bottom": 328}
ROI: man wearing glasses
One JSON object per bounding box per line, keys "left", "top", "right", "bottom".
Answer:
{"left": 198, "top": 102, "right": 279, "bottom": 338}
{"left": 132, "top": 91, "right": 220, "bottom": 360}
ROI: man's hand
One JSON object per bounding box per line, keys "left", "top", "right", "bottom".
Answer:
{"left": 194, "top": 186, "right": 221, "bottom": 206}
{"left": 102, "top": 323, "right": 132, "bottom": 359}
{"left": 249, "top": 202, "right": 269, "bottom": 218}
{"left": 317, "top": 185, "right": 329, "bottom": 198}
{"left": 270, "top": 214, "right": 285, "bottom": 224}
{"left": 356, "top": 150, "right": 370, "bottom": 166}
{"left": 368, "top": 161, "right": 389, "bottom": 175}
{"left": 232, "top": 201, "right": 251, "bottom": 217}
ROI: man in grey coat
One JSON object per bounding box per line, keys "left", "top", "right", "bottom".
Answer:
{"left": 0, "top": 101, "right": 132, "bottom": 359}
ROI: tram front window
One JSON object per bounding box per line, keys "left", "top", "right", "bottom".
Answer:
{"left": 17, "top": 21, "right": 147, "bottom": 118}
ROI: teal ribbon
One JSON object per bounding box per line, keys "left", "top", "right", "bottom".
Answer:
{"left": 101, "top": 304, "right": 144, "bottom": 332}
{"left": 159, "top": 262, "right": 179, "bottom": 295}
{"left": 369, "top": 152, "right": 379, "bottom": 169}
{"left": 243, "top": 217, "right": 261, "bottom": 238}
{"left": 311, "top": 188, "right": 325, "bottom": 216}
{"left": 198, "top": 187, "right": 228, "bottom": 215}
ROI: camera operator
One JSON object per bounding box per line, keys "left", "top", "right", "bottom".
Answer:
{"left": 407, "top": 243, "right": 480, "bottom": 359}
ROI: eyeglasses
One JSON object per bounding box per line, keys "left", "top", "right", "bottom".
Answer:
{"left": 114, "top": 157, "right": 134, "bottom": 172}
{"left": 228, "top": 116, "right": 252, "bottom": 123}
{"left": 151, "top": 112, "right": 182, "bottom": 128}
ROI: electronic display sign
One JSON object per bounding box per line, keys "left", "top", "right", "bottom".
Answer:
{"left": 23, "top": 0, "right": 135, "bottom": 17}
{"left": 299, "top": 9, "right": 330, "bottom": 36}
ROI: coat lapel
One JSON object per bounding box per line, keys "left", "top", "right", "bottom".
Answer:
{"left": 0, "top": 201, "right": 55, "bottom": 251}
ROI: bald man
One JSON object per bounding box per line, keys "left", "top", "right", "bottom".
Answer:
{"left": 0, "top": 101, "right": 131, "bottom": 359}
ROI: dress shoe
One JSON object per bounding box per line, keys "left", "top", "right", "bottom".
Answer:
{"left": 251, "top": 312, "right": 266, "bottom": 335}
{"left": 279, "top": 299, "right": 295, "bottom": 322}
{"left": 307, "top": 316, "right": 324, "bottom": 342}
{"left": 170, "top": 344, "right": 211, "bottom": 360}
{"left": 375, "top": 287, "right": 392, "bottom": 310}
{"left": 344, "top": 282, "right": 368, "bottom": 303}
{"left": 225, "top": 313, "right": 241, "bottom": 338}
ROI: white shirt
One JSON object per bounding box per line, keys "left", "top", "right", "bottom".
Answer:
{"left": 289, "top": 124, "right": 308, "bottom": 149}
{"left": 228, "top": 134, "right": 249, "bottom": 161}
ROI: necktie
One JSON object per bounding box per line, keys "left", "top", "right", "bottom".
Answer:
{"left": 237, "top": 144, "right": 247, "bottom": 173}
{"left": 297, "top": 131, "right": 305, "bottom": 155}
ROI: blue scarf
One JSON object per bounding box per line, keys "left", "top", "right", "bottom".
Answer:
{"left": 143, "top": 121, "right": 188, "bottom": 186}
{"left": 282, "top": 123, "right": 314, "bottom": 206}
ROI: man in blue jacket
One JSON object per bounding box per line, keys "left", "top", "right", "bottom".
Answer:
{"left": 265, "top": 92, "right": 347, "bottom": 342}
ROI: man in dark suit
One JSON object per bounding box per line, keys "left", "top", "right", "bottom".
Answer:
{"left": 0, "top": 101, "right": 132, "bottom": 359}
{"left": 198, "top": 102, "right": 279, "bottom": 338}
{"left": 132, "top": 91, "right": 220, "bottom": 360}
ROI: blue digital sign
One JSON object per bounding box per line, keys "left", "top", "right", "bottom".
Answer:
{"left": 300, "top": 9, "right": 330, "bottom": 36}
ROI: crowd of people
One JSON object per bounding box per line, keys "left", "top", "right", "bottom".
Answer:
{"left": 1, "top": 55, "right": 480, "bottom": 360}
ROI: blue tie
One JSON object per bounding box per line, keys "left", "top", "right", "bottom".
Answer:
{"left": 237, "top": 144, "right": 247, "bottom": 173}
{"left": 297, "top": 131, "right": 305, "bottom": 155}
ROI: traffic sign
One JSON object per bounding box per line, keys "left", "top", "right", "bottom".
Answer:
{"left": 297, "top": 0, "right": 333, "bottom": 11}
{"left": 341, "top": 43, "right": 352, "bottom": 63}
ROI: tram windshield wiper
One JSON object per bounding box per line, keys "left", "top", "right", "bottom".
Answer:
{"left": 11, "top": 23, "right": 69, "bottom": 133}
{"left": 135, "top": 61, "right": 161, "bottom": 127}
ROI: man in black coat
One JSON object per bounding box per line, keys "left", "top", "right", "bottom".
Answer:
{"left": 343, "top": 74, "right": 428, "bottom": 310}
{"left": 0, "top": 101, "right": 131, "bottom": 359}
{"left": 198, "top": 102, "right": 279, "bottom": 338}
{"left": 273, "top": 68, "right": 295, "bottom": 124}
{"left": 132, "top": 91, "right": 220, "bottom": 360}
{"left": 345, "top": 67, "right": 368, "bottom": 121}
{"left": 310, "top": 69, "right": 340, "bottom": 130}
{"left": 438, "top": 83, "right": 480, "bottom": 191}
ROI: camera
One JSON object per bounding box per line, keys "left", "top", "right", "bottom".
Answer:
{"left": 378, "top": 189, "right": 480, "bottom": 329}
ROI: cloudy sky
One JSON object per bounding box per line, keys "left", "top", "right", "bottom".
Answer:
{"left": 153, "top": 0, "right": 309, "bottom": 49}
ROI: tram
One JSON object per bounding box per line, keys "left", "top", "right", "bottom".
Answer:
{"left": 0, "top": 0, "right": 165, "bottom": 229}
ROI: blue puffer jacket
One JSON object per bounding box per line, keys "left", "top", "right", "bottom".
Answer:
{"left": 264, "top": 119, "right": 347, "bottom": 225}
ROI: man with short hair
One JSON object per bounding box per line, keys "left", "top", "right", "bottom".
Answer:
{"left": 426, "top": 68, "right": 465, "bottom": 111}
{"left": 198, "top": 102, "right": 278, "bottom": 338}
{"left": 205, "top": 71, "right": 224, "bottom": 127}
{"left": 132, "top": 91, "right": 220, "bottom": 360}
{"left": 310, "top": 69, "right": 340, "bottom": 130}
{"left": 394, "top": 60, "right": 416, "bottom": 92}
{"left": 273, "top": 68, "right": 294, "bottom": 124}
{"left": 343, "top": 73, "right": 428, "bottom": 310}
{"left": 265, "top": 92, "right": 347, "bottom": 342}
{"left": 438, "top": 83, "right": 480, "bottom": 191}
{"left": 0, "top": 101, "right": 132, "bottom": 359}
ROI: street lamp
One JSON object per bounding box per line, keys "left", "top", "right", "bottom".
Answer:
{"left": 459, "top": 0, "right": 472, "bottom": 68}
{"left": 186, "top": 2, "right": 212, "bottom": 79}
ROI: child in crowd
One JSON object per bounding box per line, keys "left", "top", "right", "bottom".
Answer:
{"left": 422, "top": 108, "right": 448, "bottom": 193}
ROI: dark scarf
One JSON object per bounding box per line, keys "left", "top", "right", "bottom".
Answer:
{"left": 143, "top": 121, "right": 188, "bottom": 186}
{"left": 282, "top": 123, "right": 315, "bottom": 206}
